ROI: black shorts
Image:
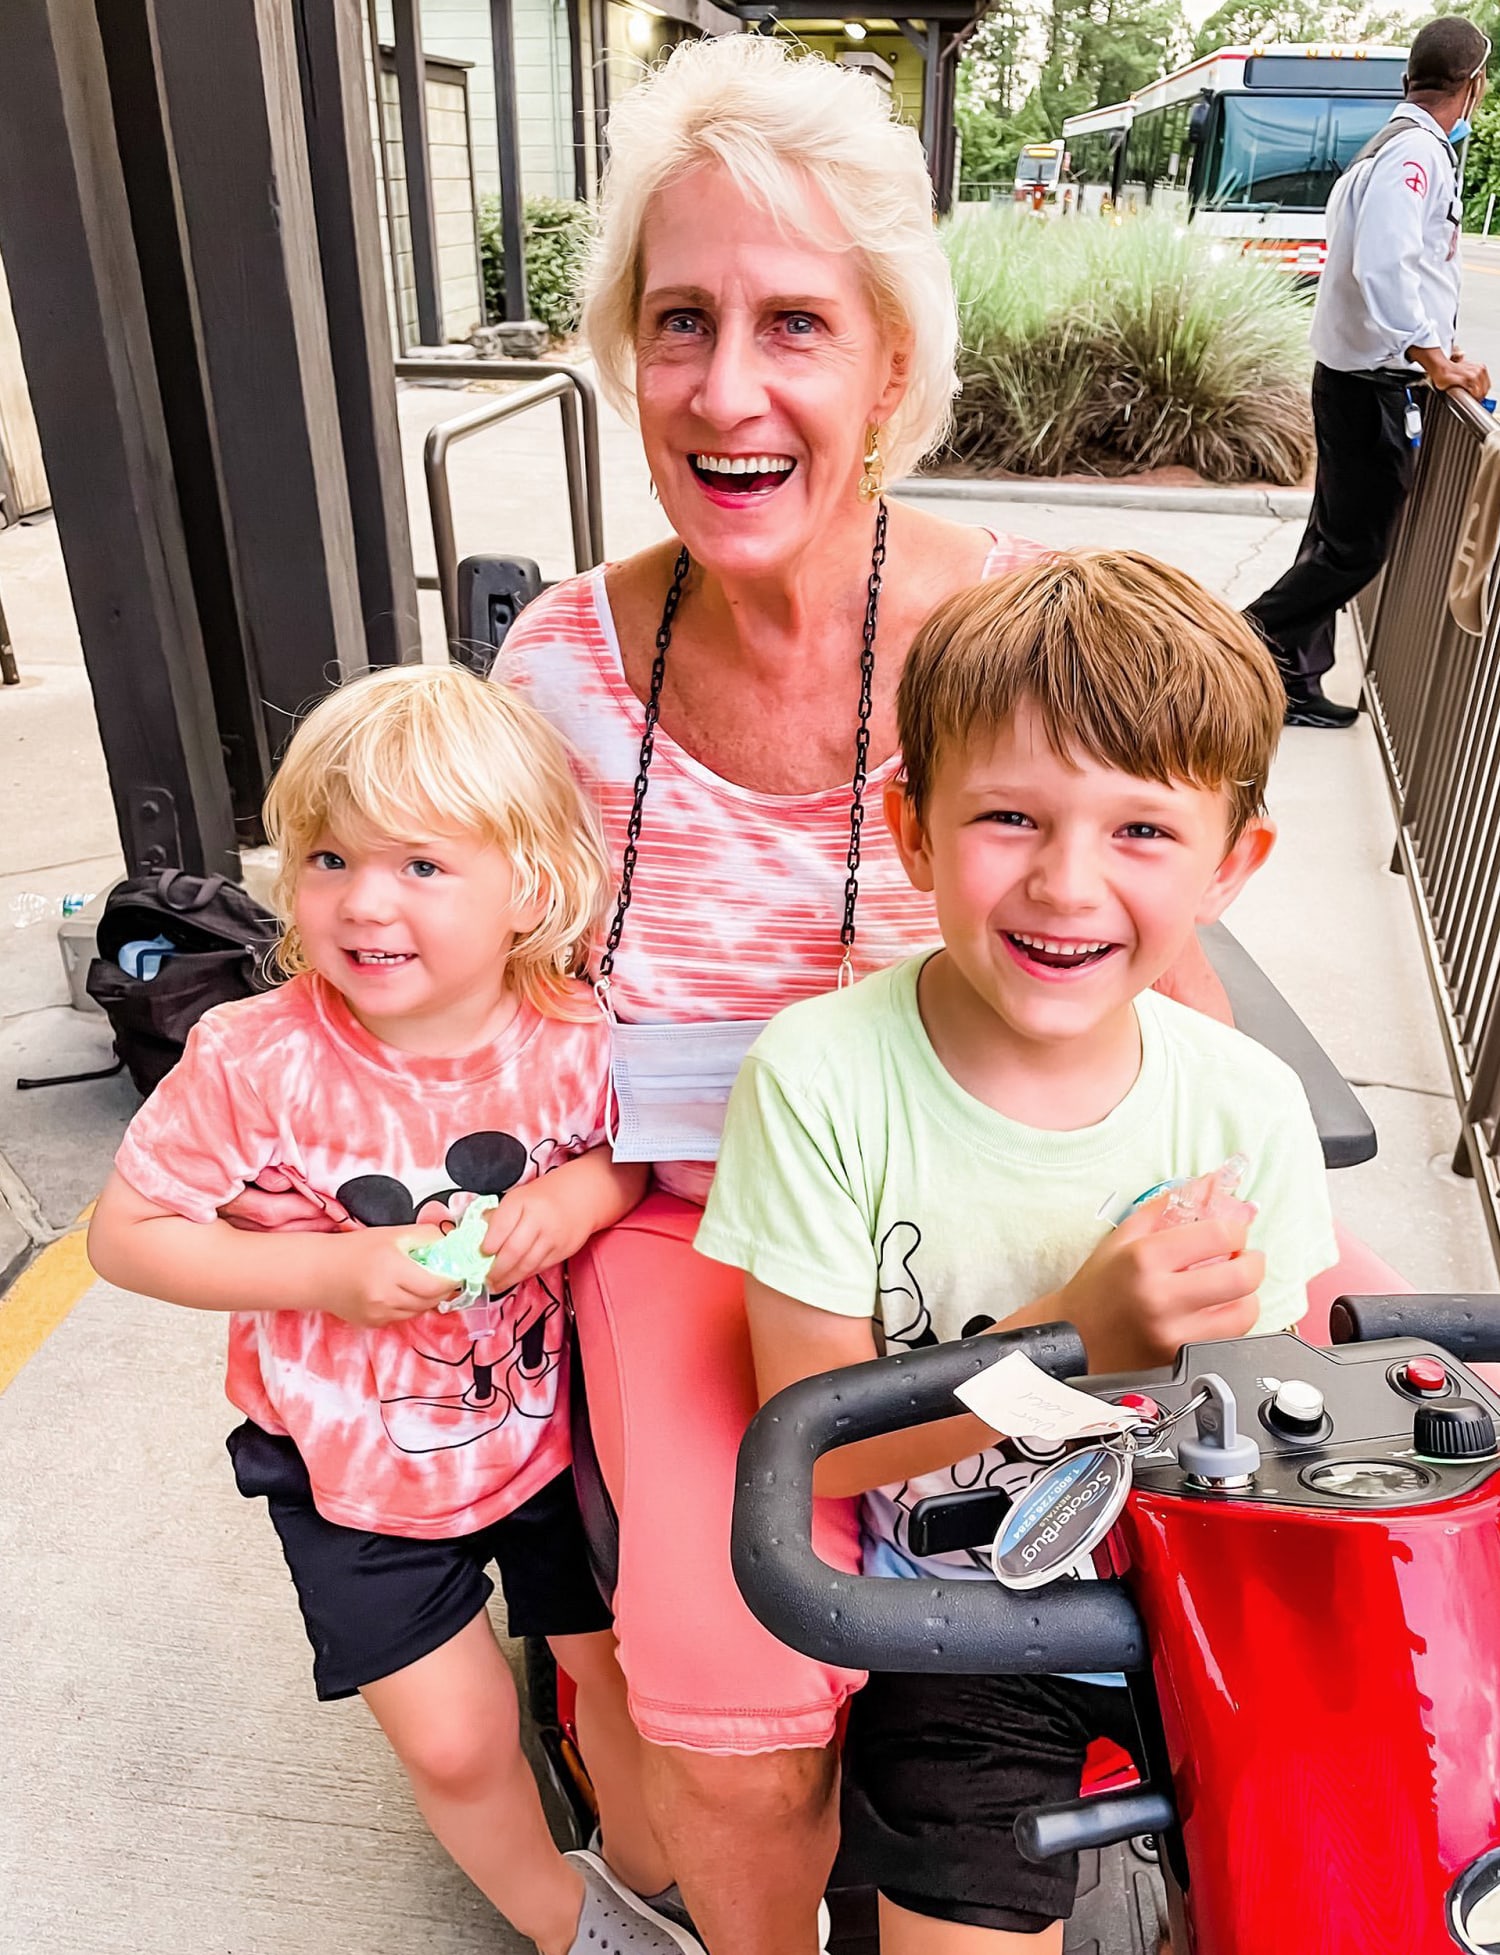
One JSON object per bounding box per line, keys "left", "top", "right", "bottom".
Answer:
{"left": 227, "top": 1421, "right": 612, "bottom": 1701}
{"left": 840, "top": 1668, "right": 1144, "bottom": 1933}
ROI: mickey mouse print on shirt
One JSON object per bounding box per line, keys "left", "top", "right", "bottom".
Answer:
{"left": 335, "top": 1130, "right": 573, "bottom": 1461}
{"left": 871, "top": 1219, "right": 1059, "bottom": 1580}
{"left": 114, "top": 971, "right": 614, "bottom": 1539}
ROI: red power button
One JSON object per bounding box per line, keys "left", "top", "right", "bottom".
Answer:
{"left": 1401, "top": 1357, "right": 1449, "bottom": 1396}
{"left": 1115, "top": 1392, "right": 1162, "bottom": 1421}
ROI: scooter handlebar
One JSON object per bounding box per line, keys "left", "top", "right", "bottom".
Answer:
{"left": 1330, "top": 1293, "right": 1500, "bottom": 1363}
{"left": 731, "top": 1325, "right": 1150, "bottom": 1677}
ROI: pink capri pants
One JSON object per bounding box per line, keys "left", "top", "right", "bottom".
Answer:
{"left": 569, "top": 1192, "right": 866, "bottom": 1753}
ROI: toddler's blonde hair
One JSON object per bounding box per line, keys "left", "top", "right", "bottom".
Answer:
{"left": 264, "top": 664, "right": 609, "bottom": 1019}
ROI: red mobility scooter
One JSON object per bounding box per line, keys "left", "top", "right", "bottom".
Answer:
{"left": 730, "top": 1300, "right": 1500, "bottom": 1955}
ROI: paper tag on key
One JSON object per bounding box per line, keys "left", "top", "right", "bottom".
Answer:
{"left": 954, "top": 1350, "right": 1138, "bottom": 1448}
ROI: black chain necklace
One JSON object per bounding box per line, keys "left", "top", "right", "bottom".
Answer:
{"left": 597, "top": 497, "right": 889, "bottom": 993}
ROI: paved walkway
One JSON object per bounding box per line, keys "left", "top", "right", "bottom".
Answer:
{"left": 0, "top": 379, "right": 1494, "bottom": 1951}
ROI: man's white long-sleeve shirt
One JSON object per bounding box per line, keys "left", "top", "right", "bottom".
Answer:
{"left": 1309, "top": 104, "right": 1463, "bottom": 374}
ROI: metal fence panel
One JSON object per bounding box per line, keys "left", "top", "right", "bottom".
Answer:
{"left": 1364, "top": 389, "right": 1500, "bottom": 1268}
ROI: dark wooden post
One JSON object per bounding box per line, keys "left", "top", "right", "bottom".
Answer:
{"left": 0, "top": 0, "right": 238, "bottom": 875}
{"left": 489, "top": 0, "right": 531, "bottom": 323}
{"left": 934, "top": 34, "right": 960, "bottom": 215}
{"left": 149, "top": 0, "right": 368, "bottom": 749}
{"left": 589, "top": 0, "right": 611, "bottom": 174}
{"left": 0, "top": 585, "right": 19, "bottom": 688}
{"left": 922, "top": 20, "right": 942, "bottom": 178}
{"left": 293, "top": 0, "right": 422, "bottom": 668}
{"left": 393, "top": 0, "right": 444, "bottom": 345}
{"left": 566, "top": 0, "right": 590, "bottom": 202}
{"left": 94, "top": 0, "right": 271, "bottom": 827}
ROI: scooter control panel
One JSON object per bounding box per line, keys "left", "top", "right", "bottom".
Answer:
{"left": 1088, "top": 1334, "right": 1500, "bottom": 1510}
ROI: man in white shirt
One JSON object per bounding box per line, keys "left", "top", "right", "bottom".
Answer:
{"left": 1245, "top": 16, "right": 1492, "bottom": 728}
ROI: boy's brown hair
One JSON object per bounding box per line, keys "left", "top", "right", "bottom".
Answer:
{"left": 897, "top": 550, "right": 1284, "bottom": 840}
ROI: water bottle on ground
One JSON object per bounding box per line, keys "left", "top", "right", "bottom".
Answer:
{"left": 9, "top": 892, "right": 92, "bottom": 929}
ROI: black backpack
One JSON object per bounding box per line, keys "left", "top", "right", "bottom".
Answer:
{"left": 84, "top": 870, "right": 283, "bottom": 1095}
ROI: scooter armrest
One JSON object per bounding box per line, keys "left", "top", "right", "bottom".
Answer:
{"left": 731, "top": 1327, "right": 1149, "bottom": 1677}
{"left": 1329, "top": 1293, "right": 1500, "bottom": 1362}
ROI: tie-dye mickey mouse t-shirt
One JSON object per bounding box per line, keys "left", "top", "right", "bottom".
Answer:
{"left": 113, "top": 972, "right": 610, "bottom": 1539}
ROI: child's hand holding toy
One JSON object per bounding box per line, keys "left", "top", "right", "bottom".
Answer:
{"left": 479, "top": 1178, "right": 581, "bottom": 1295}
{"left": 329, "top": 1223, "right": 461, "bottom": 1328}
{"left": 1052, "top": 1156, "right": 1263, "bottom": 1373}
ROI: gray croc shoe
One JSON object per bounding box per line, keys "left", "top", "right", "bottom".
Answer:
{"left": 564, "top": 1851, "right": 708, "bottom": 1954}
{"left": 638, "top": 1884, "right": 697, "bottom": 1937}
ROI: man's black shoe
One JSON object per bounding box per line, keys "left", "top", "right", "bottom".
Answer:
{"left": 1283, "top": 690, "right": 1358, "bottom": 729}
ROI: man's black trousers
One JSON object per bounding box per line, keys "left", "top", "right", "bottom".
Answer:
{"left": 1244, "top": 363, "right": 1417, "bottom": 688}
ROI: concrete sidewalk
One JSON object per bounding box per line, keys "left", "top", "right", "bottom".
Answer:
{"left": 0, "top": 382, "right": 1495, "bottom": 1952}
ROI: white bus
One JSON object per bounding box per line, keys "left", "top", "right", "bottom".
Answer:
{"left": 1013, "top": 140, "right": 1065, "bottom": 209}
{"left": 1060, "top": 102, "right": 1135, "bottom": 215}
{"left": 1114, "top": 43, "right": 1410, "bottom": 274}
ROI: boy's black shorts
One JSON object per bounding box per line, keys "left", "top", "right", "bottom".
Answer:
{"left": 840, "top": 1667, "right": 1144, "bottom": 1933}
{"left": 227, "top": 1421, "right": 612, "bottom": 1701}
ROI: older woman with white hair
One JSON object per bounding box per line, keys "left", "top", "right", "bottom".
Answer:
{"left": 226, "top": 32, "right": 1225, "bottom": 1951}
{"left": 494, "top": 34, "right": 1225, "bottom": 1954}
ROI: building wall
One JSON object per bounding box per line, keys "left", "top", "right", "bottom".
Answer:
{"left": 783, "top": 31, "right": 925, "bottom": 134}
{"left": 375, "top": 0, "right": 584, "bottom": 203}
{"left": 376, "top": 60, "right": 485, "bottom": 342}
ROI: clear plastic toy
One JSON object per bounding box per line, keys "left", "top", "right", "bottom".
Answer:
{"left": 1153, "top": 1153, "right": 1253, "bottom": 1231}
{"left": 1132, "top": 1154, "right": 1254, "bottom": 1266}
{"left": 407, "top": 1194, "right": 498, "bottom": 1310}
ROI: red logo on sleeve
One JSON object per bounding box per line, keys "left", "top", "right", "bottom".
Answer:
{"left": 1404, "top": 159, "right": 1429, "bottom": 194}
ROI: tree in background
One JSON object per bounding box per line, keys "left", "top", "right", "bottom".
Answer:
{"left": 1456, "top": 1, "right": 1500, "bottom": 226}
{"left": 1190, "top": 0, "right": 1407, "bottom": 59}
{"left": 956, "top": 0, "right": 1188, "bottom": 194}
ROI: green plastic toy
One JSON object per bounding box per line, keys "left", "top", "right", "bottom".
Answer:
{"left": 408, "top": 1194, "right": 499, "bottom": 1310}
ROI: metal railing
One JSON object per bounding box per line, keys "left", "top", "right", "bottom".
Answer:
{"left": 393, "top": 358, "right": 605, "bottom": 651}
{"left": 1361, "top": 387, "right": 1500, "bottom": 1265}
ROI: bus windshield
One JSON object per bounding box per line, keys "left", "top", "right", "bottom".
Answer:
{"left": 1016, "top": 149, "right": 1061, "bottom": 185}
{"left": 1203, "top": 93, "right": 1394, "bottom": 209}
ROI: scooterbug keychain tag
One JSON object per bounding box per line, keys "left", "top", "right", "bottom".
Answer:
{"left": 989, "top": 1443, "right": 1134, "bottom": 1590}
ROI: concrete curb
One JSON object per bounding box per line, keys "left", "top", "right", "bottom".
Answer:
{"left": 895, "top": 474, "right": 1313, "bottom": 519}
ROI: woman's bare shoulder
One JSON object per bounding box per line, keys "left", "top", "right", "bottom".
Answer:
{"left": 603, "top": 542, "right": 688, "bottom": 637}
{"left": 889, "top": 502, "right": 1037, "bottom": 609}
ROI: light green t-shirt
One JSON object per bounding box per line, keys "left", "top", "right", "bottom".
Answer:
{"left": 698, "top": 953, "right": 1339, "bottom": 1582}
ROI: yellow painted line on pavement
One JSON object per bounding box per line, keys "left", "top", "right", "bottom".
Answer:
{"left": 0, "top": 1208, "right": 96, "bottom": 1395}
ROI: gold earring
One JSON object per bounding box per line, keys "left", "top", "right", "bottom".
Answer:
{"left": 858, "top": 425, "right": 884, "bottom": 503}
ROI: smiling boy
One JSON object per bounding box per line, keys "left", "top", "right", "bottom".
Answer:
{"left": 696, "top": 550, "right": 1339, "bottom": 1953}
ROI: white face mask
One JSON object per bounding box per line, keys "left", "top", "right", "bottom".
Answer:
{"left": 593, "top": 506, "right": 888, "bottom": 1165}
{"left": 603, "top": 1014, "right": 767, "bottom": 1163}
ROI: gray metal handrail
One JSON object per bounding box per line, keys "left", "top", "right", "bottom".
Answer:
{"left": 393, "top": 358, "right": 605, "bottom": 649}
{"left": 1361, "top": 388, "right": 1500, "bottom": 1268}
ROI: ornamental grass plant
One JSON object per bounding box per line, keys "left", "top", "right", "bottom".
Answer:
{"left": 938, "top": 211, "right": 1315, "bottom": 483}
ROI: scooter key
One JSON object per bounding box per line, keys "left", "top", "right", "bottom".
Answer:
{"left": 1125, "top": 1387, "right": 1212, "bottom": 1461}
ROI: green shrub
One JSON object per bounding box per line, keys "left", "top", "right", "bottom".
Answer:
{"left": 477, "top": 195, "right": 593, "bottom": 342}
{"left": 937, "top": 211, "right": 1315, "bottom": 483}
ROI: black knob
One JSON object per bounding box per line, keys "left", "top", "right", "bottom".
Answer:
{"left": 1414, "top": 1398, "right": 1498, "bottom": 1461}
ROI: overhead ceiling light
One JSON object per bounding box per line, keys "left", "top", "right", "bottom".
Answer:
{"left": 627, "top": 9, "right": 653, "bottom": 48}
{"left": 845, "top": 20, "right": 868, "bottom": 38}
